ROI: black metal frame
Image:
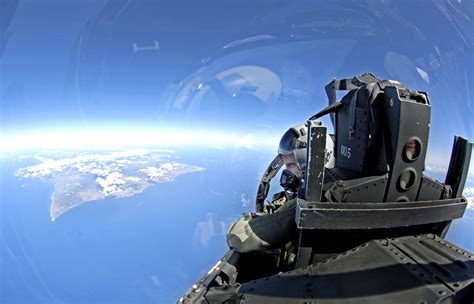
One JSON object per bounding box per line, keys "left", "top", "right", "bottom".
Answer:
{"left": 293, "top": 83, "right": 472, "bottom": 268}
{"left": 295, "top": 198, "right": 467, "bottom": 230}
{"left": 445, "top": 136, "right": 473, "bottom": 198}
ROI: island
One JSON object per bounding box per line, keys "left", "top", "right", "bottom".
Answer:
{"left": 16, "top": 150, "right": 205, "bottom": 221}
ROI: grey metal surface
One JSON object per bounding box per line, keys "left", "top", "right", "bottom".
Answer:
{"left": 237, "top": 235, "right": 474, "bottom": 303}
{"left": 382, "top": 86, "right": 431, "bottom": 202}
{"left": 326, "top": 174, "right": 388, "bottom": 202}
{"left": 179, "top": 250, "right": 240, "bottom": 304}
{"left": 417, "top": 175, "right": 447, "bottom": 201}
{"left": 304, "top": 121, "right": 326, "bottom": 202}
{"left": 295, "top": 198, "right": 467, "bottom": 230}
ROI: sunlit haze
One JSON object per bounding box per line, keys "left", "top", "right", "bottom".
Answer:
{"left": 0, "top": 127, "right": 281, "bottom": 151}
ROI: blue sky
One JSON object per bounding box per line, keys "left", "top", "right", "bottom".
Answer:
{"left": 1, "top": 0, "right": 473, "bottom": 161}
{"left": 0, "top": 2, "right": 473, "bottom": 301}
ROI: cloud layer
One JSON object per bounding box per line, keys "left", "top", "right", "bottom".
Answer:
{"left": 16, "top": 150, "right": 204, "bottom": 220}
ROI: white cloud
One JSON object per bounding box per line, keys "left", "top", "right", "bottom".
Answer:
{"left": 425, "top": 164, "right": 474, "bottom": 181}
{"left": 125, "top": 176, "right": 141, "bottom": 182}
{"left": 425, "top": 165, "right": 448, "bottom": 174}
{"left": 139, "top": 163, "right": 177, "bottom": 178}
{"left": 240, "top": 193, "right": 251, "bottom": 207}
{"left": 194, "top": 213, "right": 225, "bottom": 247}
{"left": 109, "top": 149, "right": 151, "bottom": 159}
{"left": 465, "top": 196, "right": 474, "bottom": 211}
{"left": 16, "top": 151, "right": 202, "bottom": 194}
{"left": 464, "top": 187, "right": 474, "bottom": 211}
{"left": 89, "top": 168, "right": 111, "bottom": 176}
{"left": 15, "top": 150, "right": 205, "bottom": 221}
{"left": 195, "top": 213, "right": 215, "bottom": 246}
{"left": 139, "top": 166, "right": 164, "bottom": 178}
{"left": 463, "top": 186, "right": 474, "bottom": 197}
{"left": 16, "top": 150, "right": 155, "bottom": 179}
{"left": 150, "top": 275, "right": 160, "bottom": 287}
{"left": 95, "top": 172, "right": 127, "bottom": 196}
{"left": 160, "top": 163, "right": 174, "bottom": 170}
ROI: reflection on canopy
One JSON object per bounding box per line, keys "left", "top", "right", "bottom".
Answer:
{"left": 172, "top": 65, "right": 281, "bottom": 113}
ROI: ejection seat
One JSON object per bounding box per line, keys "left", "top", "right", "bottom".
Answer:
{"left": 180, "top": 74, "right": 474, "bottom": 304}
{"left": 292, "top": 79, "right": 471, "bottom": 268}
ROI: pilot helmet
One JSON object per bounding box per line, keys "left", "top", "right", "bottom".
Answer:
{"left": 278, "top": 124, "right": 308, "bottom": 177}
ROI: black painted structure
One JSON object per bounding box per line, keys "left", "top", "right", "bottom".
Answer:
{"left": 180, "top": 74, "right": 474, "bottom": 303}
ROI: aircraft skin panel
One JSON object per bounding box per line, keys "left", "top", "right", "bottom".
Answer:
{"left": 187, "top": 235, "right": 473, "bottom": 303}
